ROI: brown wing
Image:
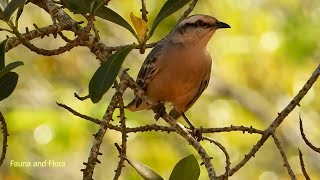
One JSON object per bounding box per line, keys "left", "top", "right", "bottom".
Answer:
{"left": 136, "top": 44, "right": 164, "bottom": 89}
{"left": 133, "top": 43, "right": 165, "bottom": 108}
{"left": 169, "top": 76, "right": 210, "bottom": 119}
{"left": 184, "top": 72, "right": 211, "bottom": 111}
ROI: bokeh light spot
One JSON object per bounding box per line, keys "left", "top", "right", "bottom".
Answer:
{"left": 33, "top": 124, "right": 53, "bottom": 145}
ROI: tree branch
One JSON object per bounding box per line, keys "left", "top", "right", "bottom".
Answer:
{"left": 272, "top": 134, "right": 296, "bottom": 179}
{"left": 113, "top": 92, "right": 128, "bottom": 180}
{"left": 299, "top": 116, "right": 320, "bottom": 153}
{"left": 0, "top": 112, "right": 9, "bottom": 167}
{"left": 222, "top": 63, "right": 320, "bottom": 178}
{"left": 6, "top": 23, "right": 73, "bottom": 52}
{"left": 140, "top": 0, "right": 148, "bottom": 22}
{"left": 298, "top": 149, "right": 311, "bottom": 180}
{"left": 82, "top": 80, "right": 128, "bottom": 180}
{"left": 203, "top": 136, "right": 230, "bottom": 180}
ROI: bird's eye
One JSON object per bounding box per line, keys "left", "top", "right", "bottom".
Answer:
{"left": 195, "top": 20, "right": 204, "bottom": 27}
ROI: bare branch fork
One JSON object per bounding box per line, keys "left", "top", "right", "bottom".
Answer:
{"left": 2, "top": 0, "right": 320, "bottom": 179}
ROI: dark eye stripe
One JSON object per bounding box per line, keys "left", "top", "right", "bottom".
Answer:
{"left": 186, "top": 21, "right": 210, "bottom": 28}
{"left": 177, "top": 21, "right": 210, "bottom": 34}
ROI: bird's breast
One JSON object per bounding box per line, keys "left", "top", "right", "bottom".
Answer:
{"left": 146, "top": 47, "right": 212, "bottom": 110}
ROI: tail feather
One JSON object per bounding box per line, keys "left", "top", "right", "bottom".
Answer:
{"left": 169, "top": 108, "right": 181, "bottom": 120}
{"left": 126, "top": 98, "right": 151, "bottom": 112}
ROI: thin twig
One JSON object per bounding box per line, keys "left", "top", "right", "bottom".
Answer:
{"left": 221, "top": 63, "right": 320, "bottom": 178}
{"left": 140, "top": 0, "right": 148, "bottom": 22}
{"left": 298, "top": 149, "right": 311, "bottom": 180}
{"left": 203, "top": 136, "right": 230, "bottom": 180}
{"left": 74, "top": 93, "right": 90, "bottom": 101}
{"left": 6, "top": 23, "right": 73, "bottom": 52}
{"left": 82, "top": 79, "right": 128, "bottom": 180}
{"left": 113, "top": 95, "right": 127, "bottom": 180}
{"left": 202, "top": 125, "right": 263, "bottom": 135}
{"left": 272, "top": 134, "right": 296, "bottom": 179}
{"left": 11, "top": 25, "right": 85, "bottom": 56}
{"left": 177, "top": 0, "right": 199, "bottom": 24}
{"left": 56, "top": 102, "right": 101, "bottom": 125}
{"left": 57, "top": 102, "right": 265, "bottom": 136}
{"left": 0, "top": 112, "right": 9, "bottom": 167}
{"left": 299, "top": 115, "right": 320, "bottom": 153}
{"left": 164, "top": 0, "right": 199, "bottom": 37}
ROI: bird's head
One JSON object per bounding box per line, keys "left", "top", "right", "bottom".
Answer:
{"left": 169, "top": 15, "right": 230, "bottom": 47}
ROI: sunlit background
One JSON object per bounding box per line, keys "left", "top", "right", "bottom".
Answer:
{"left": 1, "top": 0, "right": 320, "bottom": 179}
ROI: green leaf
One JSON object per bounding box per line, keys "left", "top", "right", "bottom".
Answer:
{"left": 15, "top": 0, "right": 25, "bottom": 22}
{"left": 0, "top": 0, "right": 8, "bottom": 19}
{"left": 3, "top": 0, "right": 26, "bottom": 21}
{"left": 149, "top": 0, "right": 191, "bottom": 38}
{"left": 89, "top": 45, "right": 134, "bottom": 103}
{"left": 0, "top": 6, "right": 4, "bottom": 20}
{"left": 0, "top": 39, "right": 8, "bottom": 69}
{"left": 0, "top": 61, "right": 24, "bottom": 78}
{"left": 62, "top": 0, "right": 135, "bottom": 35}
{"left": 169, "top": 155, "right": 200, "bottom": 180}
{"left": 90, "top": 0, "right": 104, "bottom": 14}
{"left": 60, "top": 0, "right": 85, "bottom": 13}
{"left": 126, "top": 158, "right": 164, "bottom": 180}
{"left": 0, "top": 72, "right": 18, "bottom": 101}
{"left": 95, "top": 6, "right": 136, "bottom": 35}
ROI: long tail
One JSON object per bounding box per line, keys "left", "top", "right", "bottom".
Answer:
{"left": 169, "top": 108, "right": 181, "bottom": 120}
{"left": 127, "top": 98, "right": 182, "bottom": 121}
{"left": 126, "top": 97, "right": 151, "bottom": 111}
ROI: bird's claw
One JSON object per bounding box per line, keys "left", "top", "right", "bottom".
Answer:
{"left": 153, "top": 102, "right": 165, "bottom": 121}
{"left": 189, "top": 126, "right": 202, "bottom": 141}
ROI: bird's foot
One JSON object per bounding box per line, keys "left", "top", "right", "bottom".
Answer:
{"left": 189, "top": 126, "right": 203, "bottom": 142}
{"left": 153, "top": 102, "right": 166, "bottom": 121}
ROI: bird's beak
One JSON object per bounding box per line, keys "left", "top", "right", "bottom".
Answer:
{"left": 214, "top": 21, "right": 231, "bottom": 29}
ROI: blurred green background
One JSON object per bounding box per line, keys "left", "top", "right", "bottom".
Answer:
{"left": 1, "top": 0, "right": 320, "bottom": 179}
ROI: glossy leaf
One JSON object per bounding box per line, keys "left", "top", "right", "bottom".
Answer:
{"left": 89, "top": 45, "right": 134, "bottom": 103}
{"left": 0, "top": 72, "right": 18, "bottom": 101}
{"left": 3, "top": 0, "right": 26, "bottom": 21}
{"left": 0, "top": 39, "right": 7, "bottom": 69}
{"left": 126, "top": 158, "right": 164, "bottom": 180}
{"left": 0, "top": 5, "right": 4, "bottom": 20}
{"left": 169, "top": 155, "right": 200, "bottom": 180}
{"left": 149, "top": 0, "right": 191, "bottom": 38}
{"left": 61, "top": 0, "right": 135, "bottom": 35}
{"left": 0, "top": 61, "right": 24, "bottom": 78}
{"left": 15, "top": 0, "right": 25, "bottom": 22}
{"left": 90, "top": 0, "right": 104, "bottom": 14}
{"left": 130, "top": 12, "right": 148, "bottom": 44}
{"left": 95, "top": 6, "right": 135, "bottom": 35}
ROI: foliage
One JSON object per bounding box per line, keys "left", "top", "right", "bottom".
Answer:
{"left": 0, "top": 0, "right": 320, "bottom": 180}
{"left": 0, "top": 39, "right": 23, "bottom": 101}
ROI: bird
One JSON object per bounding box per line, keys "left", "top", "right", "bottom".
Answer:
{"left": 127, "top": 14, "right": 230, "bottom": 131}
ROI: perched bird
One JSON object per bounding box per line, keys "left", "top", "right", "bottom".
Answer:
{"left": 127, "top": 14, "right": 230, "bottom": 129}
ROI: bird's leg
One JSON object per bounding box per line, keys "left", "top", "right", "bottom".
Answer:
{"left": 153, "top": 102, "right": 166, "bottom": 121}
{"left": 181, "top": 113, "right": 202, "bottom": 141}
